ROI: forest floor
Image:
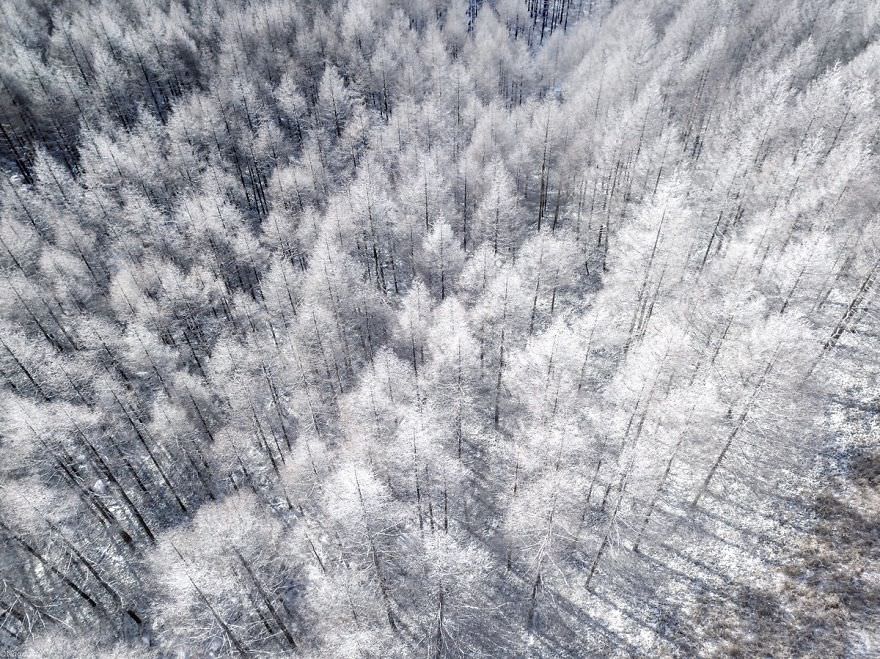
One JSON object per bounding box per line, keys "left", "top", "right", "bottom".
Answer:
{"left": 610, "top": 399, "right": 876, "bottom": 656}
{"left": 501, "top": 379, "right": 880, "bottom": 657}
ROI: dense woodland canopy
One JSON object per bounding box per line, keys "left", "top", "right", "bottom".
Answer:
{"left": 1, "top": 0, "right": 878, "bottom": 656}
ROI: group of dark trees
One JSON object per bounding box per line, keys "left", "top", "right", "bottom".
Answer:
{"left": 1, "top": 0, "right": 878, "bottom": 655}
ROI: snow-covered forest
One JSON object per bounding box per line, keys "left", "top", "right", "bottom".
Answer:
{"left": 1, "top": 0, "right": 878, "bottom": 655}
